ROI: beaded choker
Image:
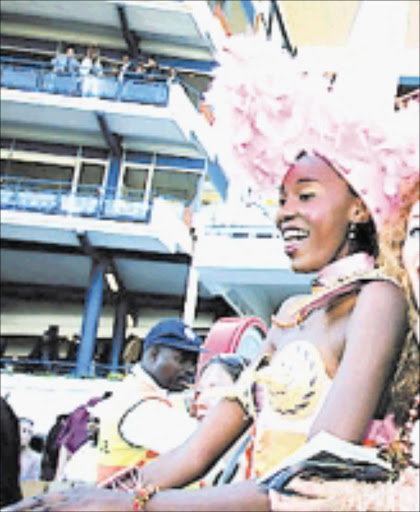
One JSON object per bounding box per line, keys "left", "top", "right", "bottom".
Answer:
{"left": 272, "top": 253, "right": 385, "bottom": 328}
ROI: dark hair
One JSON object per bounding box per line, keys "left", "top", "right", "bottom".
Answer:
{"left": 30, "top": 434, "right": 45, "bottom": 454}
{"left": 348, "top": 216, "right": 379, "bottom": 258}
{"left": 200, "top": 353, "right": 250, "bottom": 382}
{"left": 0, "top": 397, "right": 22, "bottom": 508}
{"left": 40, "top": 414, "right": 69, "bottom": 481}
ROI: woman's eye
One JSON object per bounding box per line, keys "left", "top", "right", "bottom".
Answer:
{"left": 299, "top": 192, "right": 315, "bottom": 201}
{"left": 279, "top": 197, "right": 286, "bottom": 207}
{"left": 409, "top": 227, "right": 420, "bottom": 238}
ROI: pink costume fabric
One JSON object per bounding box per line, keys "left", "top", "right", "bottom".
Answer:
{"left": 206, "top": 34, "right": 419, "bottom": 230}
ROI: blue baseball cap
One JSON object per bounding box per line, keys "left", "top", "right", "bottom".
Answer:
{"left": 143, "top": 318, "right": 205, "bottom": 353}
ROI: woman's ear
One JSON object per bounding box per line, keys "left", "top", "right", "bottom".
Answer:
{"left": 350, "top": 198, "right": 370, "bottom": 223}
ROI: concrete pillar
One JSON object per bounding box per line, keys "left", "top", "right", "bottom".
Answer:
{"left": 105, "top": 156, "right": 121, "bottom": 198}
{"left": 110, "top": 297, "right": 127, "bottom": 374}
{"left": 76, "top": 260, "right": 105, "bottom": 377}
{"left": 183, "top": 237, "right": 199, "bottom": 326}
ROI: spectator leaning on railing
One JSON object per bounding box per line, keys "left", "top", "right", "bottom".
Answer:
{"left": 51, "top": 46, "right": 79, "bottom": 74}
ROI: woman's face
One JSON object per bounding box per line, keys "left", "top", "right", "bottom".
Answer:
{"left": 277, "top": 154, "right": 360, "bottom": 273}
{"left": 19, "top": 420, "right": 33, "bottom": 448}
{"left": 194, "top": 363, "right": 235, "bottom": 421}
{"left": 403, "top": 199, "right": 420, "bottom": 311}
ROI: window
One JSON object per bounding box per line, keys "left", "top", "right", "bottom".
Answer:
{"left": 77, "top": 162, "right": 106, "bottom": 195}
{"left": 151, "top": 169, "right": 200, "bottom": 204}
{"left": 1, "top": 160, "right": 73, "bottom": 190}
{"left": 121, "top": 167, "right": 148, "bottom": 201}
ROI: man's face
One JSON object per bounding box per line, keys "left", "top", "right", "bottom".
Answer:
{"left": 151, "top": 346, "right": 198, "bottom": 392}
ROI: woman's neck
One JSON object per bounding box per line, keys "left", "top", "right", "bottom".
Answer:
{"left": 316, "top": 252, "right": 375, "bottom": 288}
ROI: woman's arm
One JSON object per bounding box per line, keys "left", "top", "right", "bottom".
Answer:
{"left": 146, "top": 480, "right": 269, "bottom": 512}
{"left": 141, "top": 397, "right": 252, "bottom": 488}
{"left": 310, "top": 280, "right": 408, "bottom": 442}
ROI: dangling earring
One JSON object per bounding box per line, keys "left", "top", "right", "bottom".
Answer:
{"left": 348, "top": 221, "right": 357, "bottom": 240}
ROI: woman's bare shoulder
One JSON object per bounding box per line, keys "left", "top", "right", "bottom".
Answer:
{"left": 273, "top": 294, "right": 311, "bottom": 320}
{"left": 345, "top": 278, "right": 408, "bottom": 351}
{"left": 355, "top": 278, "right": 407, "bottom": 312}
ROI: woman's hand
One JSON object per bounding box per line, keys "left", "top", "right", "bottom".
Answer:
{"left": 269, "top": 469, "right": 420, "bottom": 512}
{"left": 267, "top": 479, "right": 337, "bottom": 511}
{"left": 3, "top": 487, "right": 133, "bottom": 512}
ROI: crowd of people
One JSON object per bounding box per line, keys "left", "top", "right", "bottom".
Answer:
{"left": 1, "top": 25, "right": 419, "bottom": 512}
{"left": 0, "top": 318, "right": 253, "bottom": 505}
{"left": 49, "top": 45, "right": 176, "bottom": 97}
{"left": 1, "top": 326, "right": 139, "bottom": 375}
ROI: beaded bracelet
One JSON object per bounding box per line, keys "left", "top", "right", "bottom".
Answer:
{"left": 132, "top": 484, "right": 159, "bottom": 511}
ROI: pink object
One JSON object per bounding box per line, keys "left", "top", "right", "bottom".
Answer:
{"left": 197, "top": 317, "right": 267, "bottom": 374}
{"left": 363, "top": 414, "right": 399, "bottom": 447}
{"left": 206, "top": 35, "right": 419, "bottom": 230}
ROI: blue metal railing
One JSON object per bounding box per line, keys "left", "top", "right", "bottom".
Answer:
{"left": 0, "top": 56, "right": 170, "bottom": 106}
{"left": 0, "top": 176, "right": 151, "bottom": 222}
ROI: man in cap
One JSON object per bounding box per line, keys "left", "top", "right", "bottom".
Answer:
{"left": 96, "top": 318, "right": 203, "bottom": 483}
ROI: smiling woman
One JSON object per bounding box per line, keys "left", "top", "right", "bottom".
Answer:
{"left": 277, "top": 153, "right": 373, "bottom": 272}
{"left": 4, "top": 33, "right": 419, "bottom": 512}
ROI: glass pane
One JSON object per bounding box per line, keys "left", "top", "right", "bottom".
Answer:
{"left": 3, "top": 160, "right": 73, "bottom": 190}
{"left": 152, "top": 169, "right": 199, "bottom": 203}
{"left": 1, "top": 159, "right": 13, "bottom": 177}
{"left": 122, "top": 167, "right": 148, "bottom": 200}
{"left": 78, "top": 163, "right": 105, "bottom": 185}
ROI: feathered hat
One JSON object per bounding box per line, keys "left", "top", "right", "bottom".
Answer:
{"left": 207, "top": 1, "right": 419, "bottom": 230}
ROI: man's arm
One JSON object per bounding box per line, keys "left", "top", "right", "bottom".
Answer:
{"left": 141, "top": 398, "right": 252, "bottom": 488}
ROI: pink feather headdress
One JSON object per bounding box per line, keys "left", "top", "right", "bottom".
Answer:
{"left": 206, "top": 34, "right": 419, "bottom": 230}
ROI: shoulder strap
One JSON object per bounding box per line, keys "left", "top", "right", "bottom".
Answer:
{"left": 118, "top": 396, "right": 172, "bottom": 448}
{"left": 293, "top": 270, "right": 398, "bottom": 325}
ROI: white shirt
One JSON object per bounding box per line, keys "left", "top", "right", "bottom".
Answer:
{"left": 20, "top": 449, "right": 41, "bottom": 481}
{"left": 63, "top": 441, "right": 98, "bottom": 483}
{"left": 118, "top": 365, "right": 198, "bottom": 454}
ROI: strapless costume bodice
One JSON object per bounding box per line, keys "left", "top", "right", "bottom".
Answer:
{"left": 248, "top": 340, "right": 332, "bottom": 478}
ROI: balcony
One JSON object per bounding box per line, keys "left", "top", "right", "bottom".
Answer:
{"left": 1, "top": 57, "right": 170, "bottom": 106}
{"left": 0, "top": 176, "right": 151, "bottom": 222}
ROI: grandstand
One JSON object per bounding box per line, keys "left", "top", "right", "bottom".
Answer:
{"left": 1, "top": 1, "right": 418, "bottom": 381}
{"left": 0, "top": 0, "right": 234, "bottom": 378}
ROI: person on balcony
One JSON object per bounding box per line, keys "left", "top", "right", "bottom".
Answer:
{"left": 27, "top": 325, "right": 60, "bottom": 372}
{"left": 51, "top": 47, "right": 79, "bottom": 75}
{"left": 80, "top": 46, "right": 102, "bottom": 96}
{"left": 118, "top": 54, "right": 136, "bottom": 82}
{"left": 80, "top": 47, "right": 94, "bottom": 77}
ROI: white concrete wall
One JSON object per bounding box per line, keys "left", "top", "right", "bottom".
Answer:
{"left": 1, "top": 372, "right": 122, "bottom": 435}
